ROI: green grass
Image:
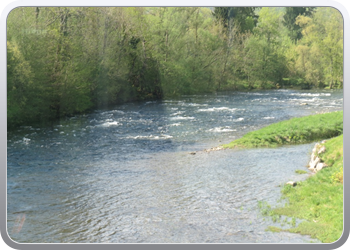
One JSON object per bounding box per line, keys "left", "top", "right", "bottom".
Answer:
{"left": 223, "top": 111, "right": 343, "bottom": 148}
{"left": 232, "top": 112, "right": 344, "bottom": 242}
{"left": 323, "top": 135, "right": 344, "bottom": 184}
{"left": 295, "top": 170, "right": 308, "bottom": 174}
{"left": 266, "top": 226, "right": 284, "bottom": 233}
{"left": 272, "top": 135, "right": 343, "bottom": 243}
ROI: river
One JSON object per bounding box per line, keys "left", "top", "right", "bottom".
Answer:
{"left": 7, "top": 89, "right": 343, "bottom": 243}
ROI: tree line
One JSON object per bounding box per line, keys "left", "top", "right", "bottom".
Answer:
{"left": 7, "top": 7, "right": 343, "bottom": 127}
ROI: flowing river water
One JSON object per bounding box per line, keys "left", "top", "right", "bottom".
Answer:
{"left": 7, "top": 89, "right": 343, "bottom": 243}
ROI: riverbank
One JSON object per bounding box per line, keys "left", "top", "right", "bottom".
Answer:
{"left": 223, "top": 111, "right": 343, "bottom": 148}
{"left": 222, "top": 111, "right": 343, "bottom": 243}
{"left": 7, "top": 86, "right": 338, "bottom": 130}
{"left": 271, "top": 135, "right": 343, "bottom": 243}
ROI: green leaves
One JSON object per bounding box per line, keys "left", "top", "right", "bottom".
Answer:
{"left": 6, "top": 7, "right": 344, "bottom": 128}
{"left": 213, "top": 7, "right": 258, "bottom": 33}
{"left": 7, "top": 40, "right": 35, "bottom": 126}
{"left": 292, "top": 8, "right": 343, "bottom": 89}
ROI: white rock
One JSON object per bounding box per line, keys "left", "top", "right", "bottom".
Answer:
{"left": 308, "top": 142, "right": 328, "bottom": 171}
{"left": 286, "top": 181, "right": 297, "bottom": 186}
{"left": 310, "top": 152, "right": 317, "bottom": 161}
{"left": 318, "top": 146, "right": 326, "bottom": 154}
{"left": 315, "top": 162, "right": 328, "bottom": 172}
{"left": 309, "top": 156, "right": 321, "bottom": 169}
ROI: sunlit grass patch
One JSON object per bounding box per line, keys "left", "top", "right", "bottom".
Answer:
{"left": 295, "top": 170, "right": 308, "bottom": 174}
{"left": 256, "top": 135, "right": 343, "bottom": 243}
{"left": 266, "top": 226, "right": 284, "bottom": 233}
{"left": 223, "top": 111, "right": 343, "bottom": 148}
{"left": 270, "top": 135, "right": 343, "bottom": 243}
{"left": 322, "top": 135, "right": 343, "bottom": 184}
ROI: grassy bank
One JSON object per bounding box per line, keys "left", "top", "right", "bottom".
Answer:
{"left": 223, "top": 111, "right": 343, "bottom": 242}
{"left": 271, "top": 135, "right": 343, "bottom": 243}
{"left": 223, "top": 111, "right": 343, "bottom": 148}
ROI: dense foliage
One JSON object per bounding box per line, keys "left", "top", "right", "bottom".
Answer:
{"left": 7, "top": 7, "right": 343, "bottom": 127}
{"left": 283, "top": 7, "right": 316, "bottom": 42}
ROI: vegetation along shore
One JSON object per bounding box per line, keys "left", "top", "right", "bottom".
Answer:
{"left": 223, "top": 111, "right": 343, "bottom": 148}
{"left": 7, "top": 7, "right": 342, "bottom": 128}
{"left": 223, "top": 111, "right": 343, "bottom": 243}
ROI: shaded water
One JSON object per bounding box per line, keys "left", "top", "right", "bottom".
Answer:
{"left": 7, "top": 89, "right": 343, "bottom": 243}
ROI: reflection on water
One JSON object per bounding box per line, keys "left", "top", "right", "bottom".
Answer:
{"left": 7, "top": 89, "right": 343, "bottom": 243}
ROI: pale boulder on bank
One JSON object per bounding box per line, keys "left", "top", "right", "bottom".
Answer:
{"left": 286, "top": 141, "right": 328, "bottom": 187}
{"left": 308, "top": 141, "right": 328, "bottom": 172}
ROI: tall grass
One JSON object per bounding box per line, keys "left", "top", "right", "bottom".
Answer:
{"left": 223, "top": 111, "right": 343, "bottom": 148}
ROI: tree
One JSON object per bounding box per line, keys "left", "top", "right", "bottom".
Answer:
{"left": 283, "top": 7, "right": 315, "bottom": 42}
{"left": 213, "top": 7, "right": 258, "bottom": 33}
{"left": 294, "top": 7, "right": 343, "bottom": 88}
{"left": 7, "top": 41, "right": 33, "bottom": 126}
{"left": 242, "top": 8, "right": 288, "bottom": 88}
